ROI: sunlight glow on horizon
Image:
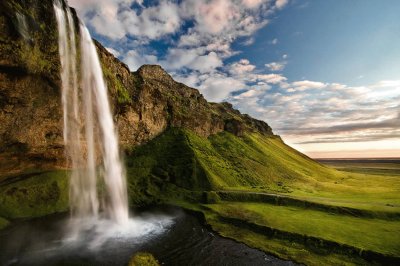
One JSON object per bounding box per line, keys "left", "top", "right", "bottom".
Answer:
{"left": 286, "top": 138, "right": 400, "bottom": 159}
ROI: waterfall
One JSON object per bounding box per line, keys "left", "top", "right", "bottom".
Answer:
{"left": 53, "top": 0, "right": 129, "bottom": 225}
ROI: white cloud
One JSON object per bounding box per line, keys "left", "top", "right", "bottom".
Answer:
{"left": 197, "top": 72, "right": 247, "bottom": 102}
{"left": 188, "top": 0, "right": 241, "bottom": 34}
{"left": 329, "top": 83, "right": 346, "bottom": 90}
{"left": 242, "top": 0, "right": 263, "bottom": 9}
{"left": 371, "top": 80, "right": 400, "bottom": 88}
{"left": 226, "top": 75, "right": 400, "bottom": 156}
{"left": 122, "top": 50, "right": 158, "bottom": 71}
{"left": 270, "top": 38, "right": 278, "bottom": 45}
{"left": 265, "top": 61, "right": 287, "bottom": 71}
{"left": 255, "top": 73, "right": 287, "bottom": 84}
{"left": 105, "top": 47, "right": 121, "bottom": 57}
{"left": 69, "top": 0, "right": 288, "bottom": 88}
{"left": 120, "top": 1, "right": 181, "bottom": 39}
{"left": 158, "top": 47, "right": 223, "bottom": 73}
{"left": 228, "top": 59, "right": 256, "bottom": 75}
{"left": 292, "top": 80, "right": 327, "bottom": 91}
{"left": 188, "top": 52, "right": 223, "bottom": 72}
{"left": 242, "top": 37, "right": 255, "bottom": 46}
{"left": 275, "top": 0, "right": 289, "bottom": 9}
{"left": 70, "top": 0, "right": 181, "bottom": 40}
{"left": 178, "top": 32, "right": 202, "bottom": 47}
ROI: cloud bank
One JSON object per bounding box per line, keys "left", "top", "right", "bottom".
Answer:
{"left": 69, "top": 0, "right": 400, "bottom": 156}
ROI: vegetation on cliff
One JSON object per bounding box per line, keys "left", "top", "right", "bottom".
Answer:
{"left": 0, "top": 170, "right": 68, "bottom": 218}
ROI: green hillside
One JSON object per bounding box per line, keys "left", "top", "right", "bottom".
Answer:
{"left": 125, "top": 127, "right": 400, "bottom": 265}
{"left": 126, "top": 128, "right": 400, "bottom": 208}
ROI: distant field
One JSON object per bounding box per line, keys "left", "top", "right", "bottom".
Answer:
{"left": 317, "top": 158, "right": 400, "bottom": 176}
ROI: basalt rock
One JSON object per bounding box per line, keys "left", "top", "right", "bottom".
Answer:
{"left": 0, "top": 0, "right": 275, "bottom": 182}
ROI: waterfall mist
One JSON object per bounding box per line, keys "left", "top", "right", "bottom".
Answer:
{"left": 53, "top": 0, "right": 128, "bottom": 226}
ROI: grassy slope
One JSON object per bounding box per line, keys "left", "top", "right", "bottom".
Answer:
{"left": 124, "top": 127, "right": 400, "bottom": 215}
{"left": 188, "top": 131, "right": 400, "bottom": 209}
{"left": 126, "top": 128, "right": 400, "bottom": 264}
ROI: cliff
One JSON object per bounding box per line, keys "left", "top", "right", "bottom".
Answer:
{"left": 0, "top": 0, "right": 273, "bottom": 182}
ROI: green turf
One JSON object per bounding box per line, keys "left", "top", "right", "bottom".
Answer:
{"left": 202, "top": 211, "right": 371, "bottom": 266}
{"left": 125, "top": 127, "right": 400, "bottom": 216}
{"left": 207, "top": 202, "right": 400, "bottom": 256}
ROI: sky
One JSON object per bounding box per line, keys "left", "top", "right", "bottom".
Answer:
{"left": 68, "top": 0, "right": 400, "bottom": 158}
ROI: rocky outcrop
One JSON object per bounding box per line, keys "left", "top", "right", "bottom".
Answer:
{"left": 0, "top": 0, "right": 64, "bottom": 178}
{"left": 0, "top": 0, "right": 274, "bottom": 181}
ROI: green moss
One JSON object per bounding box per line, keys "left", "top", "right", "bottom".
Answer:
{"left": 205, "top": 191, "right": 220, "bottom": 204}
{"left": 17, "top": 43, "right": 52, "bottom": 75}
{"left": 128, "top": 252, "right": 159, "bottom": 266}
{"left": 115, "top": 78, "right": 131, "bottom": 104}
{"left": 0, "top": 170, "right": 69, "bottom": 219}
{"left": 102, "top": 64, "right": 131, "bottom": 105}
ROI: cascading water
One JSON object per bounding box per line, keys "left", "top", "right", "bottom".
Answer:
{"left": 53, "top": 0, "right": 128, "bottom": 226}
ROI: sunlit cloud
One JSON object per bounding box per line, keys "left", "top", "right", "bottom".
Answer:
{"left": 69, "top": 0, "right": 400, "bottom": 157}
{"left": 265, "top": 61, "right": 287, "bottom": 71}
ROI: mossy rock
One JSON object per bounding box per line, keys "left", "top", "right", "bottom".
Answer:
{"left": 128, "top": 252, "right": 159, "bottom": 266}
{"left": 205, "top": 191, "right": 220, "bottom": 204}
{"left": 0, "top": 170, "right": 69, "bottom": 218}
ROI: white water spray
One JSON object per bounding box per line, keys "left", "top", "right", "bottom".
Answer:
{"left": 54, "top": 0, "right": 128, "bottom": 225}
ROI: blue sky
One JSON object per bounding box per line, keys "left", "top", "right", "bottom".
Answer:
{"left": 69, "top": 0, "right": 400, "bottom": 158}
{"left": 246, "top": 0, "right": 400, "bottom": 86}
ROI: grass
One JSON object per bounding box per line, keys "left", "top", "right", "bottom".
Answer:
{"left": 203, "top": 211, "right": 372, "bottom": 266}
{"left": 125, "top": 128, "right": 400, "bottom": 265}
{"left": 318, "top": 159, "right": 400, "bottom": 176}
{"left": 207, "top": 202, "right": 400, "bottom": 256}
{"left": 123, "top": 127, "right": 400, "bottom": 215}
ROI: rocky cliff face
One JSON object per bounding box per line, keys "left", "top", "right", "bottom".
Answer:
{"left": 0, "top": 0, "right": 274, "bottom": 181}
{"left": 0, "top": 0, "right": 64, "bottom": 178}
